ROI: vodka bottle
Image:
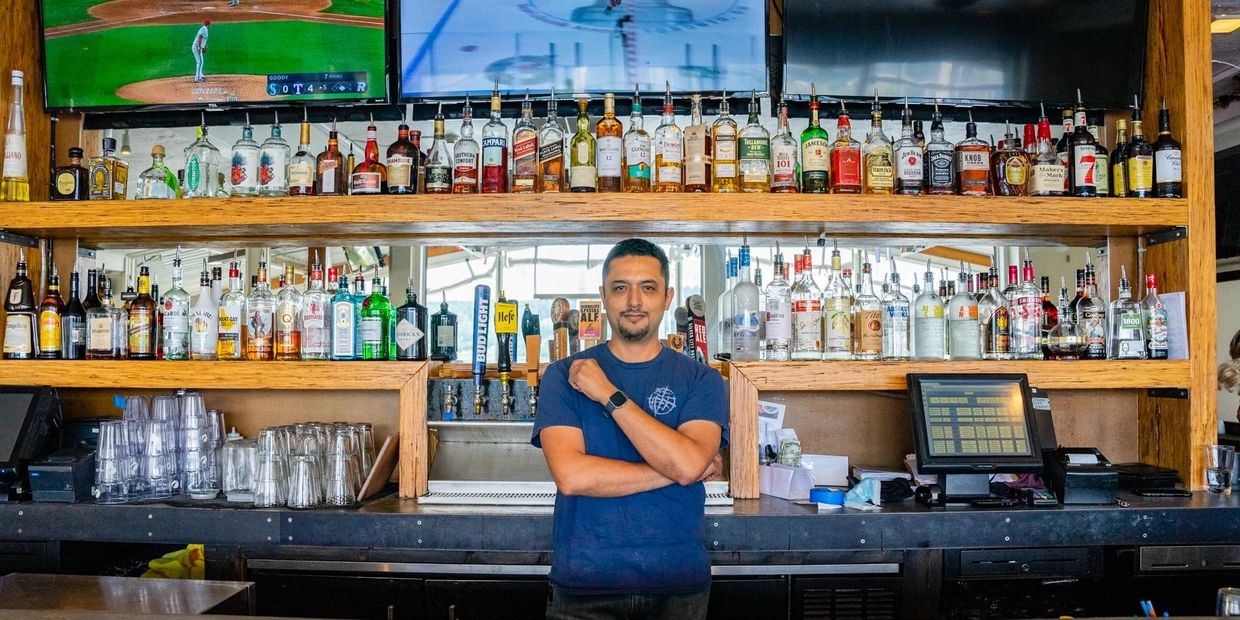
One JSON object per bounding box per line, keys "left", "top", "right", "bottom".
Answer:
{"left": 790, "top": 249, "right": 823, "bottom": 360}
{"left": 881, "top": 264, "right": 910, "bottom": 360}
{"left": 912, "top": 260, "right": 945, "bottom": 360}
{"left": 947, "top": 267, "right": 980, "bottom": 360}
{"left": 730, "top": 244, "right": 761, "bottom": 361}
{"left": 764, "top": 249, "right": 792, "bottom": 361}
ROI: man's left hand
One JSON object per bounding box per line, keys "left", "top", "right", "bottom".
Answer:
{"left": 698, "top": 453, "right": 723, "bottom": 482}
{"left": 569, "top": 358, "right": 618, "bottom": 406}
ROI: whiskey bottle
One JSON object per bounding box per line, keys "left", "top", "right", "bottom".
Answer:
{"left": 160, "top": 249, "right": 191, "bottom": 360}
{"left": 771, "top": 99, "right": 800, "bottom": 193}
{"left": 229, "top": 114, "right": 261, "bottom": 197}
{"left": 653, "top": 82, "right": 683, "bottom": 192}
{"left": 954, "top": 110, "right": 990, "bottom": 196}
{"left": 136, "top": 145, "right": 178, "bottom": 199}
{"left": 299, "top": 254, "right": 330, "bottom": 360}
{"left": 183, "top": 115, "right": 220, "bottom": 198}
{"left": 1028, "top": 105, "right": 1065, "bottom": 196}
{"left": 62, "top": 266, "right": 86, "bottom": 359}
{"left": 386, "top": 115, "right": 418, "bottom": 195}
{"left": 1153, "top": 97, "right": 1183, "bottom": 198}
{"left": 1143, "top": 273, "right": 1169, "bottom": 359}
{"left": 764, "top": 246, "right": 792, "bottom": 361}
{"left": 512, "top": 90, "right": 539, "bottom": 193}
{"left": 862, "top": 92, "right": 894, "bottom": 195}
{"left": 683, "top": 94, "right": 711, "bottom": 192}
{"left": 992, "top": 122, "right": 1028, "bottom": 196}
{"left": 979, "top": 268, "right": 1011, "bottom": 360}
{"left": 623, "top": 88, "right": 652, "bottom": 192}
{"left": 453, "top": 97, "right": 480, "bottom": 193}
{"left": 924, "top": 101, "right": 955, "bottom": 195}
{"left": 288, "top": 108, "right": 317, "bottom": 196}
{"left": 360, "top": 276, "right": 392, "bottom": 360}
{"left": 853, "top": 257, "right": 882, "bottom": 360}
{"left": 1055, "top": 108, "right": 1073, "bottom": 193}
{"left": 893, "top": 98, "right": 924, "bottom": 195}
{"left": 395, "top": 286, "right": 428, "bottom": 361}
{"left": 711, "top": 92, "right": 739, "bottom": 192}
{"left": 259, "top": 111, "right": 291, "bottom": 196}
{"left": 800, "top": 83, "right": 830, "bottom": 193}
{"left": 1090, "top": 124, "right": 1110, "bottom": 196}
{"left": 947, "top": 266, "right": 980, "bottom": 360}
{"left": 1109, "top": 266, "right": 1145, "bottom": 359}
{"left": 1009, "top": 254, "right": 1043, "bottom": 360}
{"left": 85, "top": 275, "right": 120, "bottom": 360}
{"left": 315, "top": 120, "right": 346, "bottom": 196}
{"left": 52, "top": 147, "right": 88, "bottom": 200}
{"left": 216, "top": 262, "right": 245, "bottom": 360}
{"left": 1110, "top": 119, "right": 1129, "bottom": 198}
{"left": 481, "top": 81, "right": 509, "bottom": 194}
{"left": 822, "top": 243, "right": 852, "bottom": 360}
{"left": 1, "top": 70, "right": 28, "bottom": 202}
{"left": 244, "top": 258, "right": 275, "bottom": 361}
{"left": 37, "top": 266, "right": 64, "bottom": 359}
{"left": 538, "top": 89, "right": 565, "bottom": 193}
{"left": 1023, "top": 123, "right": 1038, "bottom": 160}
{"left": 595, "top": 93, "right": 624, "bottom": 192}
{"left": 569, "top": 99, "right": 597, "bottom": 192}
{"left": 1040, "top": 276, "right": 1058, "bottom": 358}
{"left": 351, "top": 115, "right": 387, "bottom": 195}
{"left": 735, "top": 91, "right": 770, "bottom": 193}
{"left": 1125, "top": 96, "right": 1155, "bottom": 198}
{"left": 89, "top": 135, "right": 129, "bottom": 200}
{"left": 425, "top": 103, "right": 453, "bottom": 194}
{"left": 829, "top": 102, "right": 862, "bottom": 194}
{"left": 329, "top": 275, "right": 356, "bottom": 361}
{"left": 431, "top": 291, "right": 458, "bottom": 361}
{"left": 274, "top": 263, "right": 302, "bottom": 361}
{"left": 128, "top": 266, "right": 157, "bottom": 360}
{"left": 790, "top": 249, "right": 822, "bottom": 360}
{"left": 189, "top": 260, "right": 218, "bottom": 361}
{"left": 912, "top": 261, "right": 944, "bottom": 360}
{"left": 1068, "top": 91, "right": 1098, "bottom": 197}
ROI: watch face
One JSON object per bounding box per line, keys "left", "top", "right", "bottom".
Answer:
{"left": 609, "top": 391, "right": 627, "bottom": 409}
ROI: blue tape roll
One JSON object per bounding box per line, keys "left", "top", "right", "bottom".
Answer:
{"left": 810, "top": 488, "right": 846, "bottom": 505}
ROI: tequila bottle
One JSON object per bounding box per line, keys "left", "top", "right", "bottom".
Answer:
{"left": 738, "top": 91, "right": 771, "bottom": 193}
{"left": 160, "top": 248, "right": 191, "bottom": 360}
{"left": 623, "top": 88, "right": 652, "bottom": 192}
{"left": 300, "top": 255, "right": 331, "bottom": 360}
{"left": 893, "top": 98, "right": 924, "bottom": 195}
{"left": 710, "top": 93, "right": 739, "bottom": 192}
{"left": 88, "top": 135, "right": 129, "bottom": 200}
{"left": 512, "top": 90, "right": 539, "bottom": 193}
{"left": 1, "top": 70, "right": 28, "bottom": 202}
{"left": 822, "top": 243, "right": 852, "bottom": 360}
{"left": 881, "top": 265, "right": 910, "bottom": 360}
{"left": 229, "top": 114, "right": 261, "bottom": 196}
{"left": 52, "top": 147, "right": 88, "bottom": 201}
{"left": 790, "top": 250, "right": 823, "bottom": 360}
{"left": 244, "top": 259, "right": 275, "bottom": 361}
{"left": 360, "top": 276, "right": 393, "bottom": 360}
{"left": 480, "top": 80, "right": 509, "bottom": 194}
{"left": 189, "top": 260, "right": 218, "bottom": 361}
{"left": 183, "top": 116, "right": 220, "bottom": 198}
{"left": 596, "top": 93, "right": 624, "bottom": 192}
{"left": 924, "top": 101, "right": 955, "bottom": 195}
{"left": 274, "top": 264, "right": 302, "bottom": 361}
{"left": 1109, "top": 266, "right": 1146, "bottom": 359}
{"left": 538, "top": 89, "right": 565, "bottom": 193}
{"left": 800, "top": 83, "right": 830, "bottom": 194}
{"left": 852, "top": 258, "right": 882, "bottom": 360}
{"left": 288, "top": 109, "right": 316, "bottom": 196}
{"left": 862, "top": 92, "right": 894, "bottom": 195}
{"left": 569, "top": 99, "right": 597, "bottom": 192}
{"left": 330, "top": 275, "right": 357, "bottom": 361}
{"left": 683, "top": 94, "right": 711, "bottom": 193}
{"left": 1143, "top": 273, "right": 1169, "bottom": 359}
{"left": 979, "top": 268, "right": 1011, "bottom": 360}
{"left": 431, "top": 291, "right": 458, "bottom": 361}
{"left": 653, "top": 82, "right": 683, "bottom": 192}
{"left": 259, "top": 111, "right": 291, "bottom": 196}
{"left": 216, "top": 262, "right": 245, "bottom": 360}
{"left": 350, "top": 115, "right": 387, "bottom": 195}
{"left": 829, "top": 102, "right": 862, "bottom": 194}
{"left": 771, "top": 99, "right": 800, "bottom": 193}
{"left": 453, "top": 96, "right": 480, "bottom": 193}
{"left": 731, "top": 243, "right": 761, "bottom": 361}
{"left": 912, "top": 261, "right": 944, "bottom": 360}
{"left": 425, "top": 103, "right": 453, "bottom": 194}
{"left": 315, "top": 120, "right": 346, "bottom": 196}
{"left": 1009, "top": 255, "right": 1044, "bottom": 359}
{"left": 947, "top": 267, "right": 980, "bottom": 360}
{"left": 763, "top": 247, "right": 792, "bottom": 361}
{"left": 135, "top": 145, "right": 178, "bottom": 199}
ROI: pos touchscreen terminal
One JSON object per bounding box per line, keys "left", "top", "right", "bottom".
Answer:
{"left": 907, "top": 374, "right": 1044, "bottom": 506}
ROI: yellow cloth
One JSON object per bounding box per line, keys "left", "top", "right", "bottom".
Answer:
{"left": 141, "top": 544, "right": 204, "bottom": 580}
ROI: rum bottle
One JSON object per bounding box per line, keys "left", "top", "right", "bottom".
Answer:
{"left": 862, "top": 92, "right": 894, "bottom": 195}
{"left": 683, "top": 94, "right": 711, "bottom": 192}
{"left": 480, "top": 80, "right": 509, "bottom": 193}
{"left": 189, "top": 260, "right": 218, "bottom": 361}
{"left": 425, "top": 103, "right": 453, "bottom": 194}
{"left": 259, "top": 111, "right": 291, "bottom": 196}
{"left": 800, "top": 84, "right": 830, "bottom": 193}
{"left": 829, "top": 102, "right": 862, "bottom": 194}
{"left": 771, "top": 99, "right": 800, "bottom": 193}
{"left": 229, "top": 114, "right": 261, "bottom": 197}
{"left": 350, "top": 115, "right": 387, "bottom": 195}
{"left": 274, "top": 263, "right": 302, "bottom": 360}
{"left": 216, "top": 262, "right": 245, "bottom": 360}
{"left": 569, "top": 99, "right": 597, "bottom": 192}
{"left": 954, "top": 110, "right": 990, "bottom": 196}
{"left": 1153, "top": 97, "right": 1183, "bottom": 198}
{"left": 710, "top": 92, "right": 739, "bottom": 192}
{"left": 924, "top": 101, "right": 955, "bottom": 194}
{"left": 386, "top": 114, "right": 418, "bottom": 194}
{"left": 288, "top": 109, "right": 316, "bottom": 196}
{"left": 1143, "top": 273, "right": 1169, "bottom": 359}
{"left": 315, "top": 120, "right": 346, "bottom": 196}
{"left": 159, "top": 249, "right": 191, "bottom": 360}
{"left": 623, "top": 88, "right": 652, "bottom": 192}
{"left": 653, "top": 82, "right": 683, "bottom": 192}
{"left": 894, "top": 98, "right": 924, "bottom": 195}
{"left": 52, "top": 147, "right": 88, "bottom": 201}
{"left": 538, "top": 89, "right": 565, "bottom": 192}
{"left": 128, "top": 266, "right": 157, "bottom": 360}
{"left": 244, "top": 259, "right": 275, "bottom": 361}
{"left": 453, "top": 97, "right": 480, "bottom": 193}
{"left": 1, "top": 70, "right": 27, "bottom": 202}
{"left": 1125, "top": 95, "right": 1155, "bottom": 198}
{"left": 596, "top": 93, "right": 624, "bottom": 192}
{"left": 512, "top": 90, "right": 539, "bottom": 193}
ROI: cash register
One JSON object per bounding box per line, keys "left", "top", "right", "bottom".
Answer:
{"left": 0, "top": 387, "right": 62, "bottom": 502}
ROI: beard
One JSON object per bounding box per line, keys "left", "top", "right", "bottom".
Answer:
{"left": 616, "top": 321, "right": 652, "bottom": 342}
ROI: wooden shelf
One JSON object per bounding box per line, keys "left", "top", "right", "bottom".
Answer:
{"left": 0, "top": 360, "right": 427, "bottom": 390}
{"left": 0, "top": 194, "right": 1188, "bottom": 249}
{"left": 730, "top": 360, "right": 1192, "bottom": 392}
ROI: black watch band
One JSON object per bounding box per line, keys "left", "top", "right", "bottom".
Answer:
{"left": 603, "top": 391, "right": 628, "bottom": 417}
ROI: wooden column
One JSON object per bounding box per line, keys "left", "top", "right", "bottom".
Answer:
{"left": 728, "top": 365, "right": 760, "bottom": 499}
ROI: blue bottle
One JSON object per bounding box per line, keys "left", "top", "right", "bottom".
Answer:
{"left": 330, "top": 276, "right": 356, "bottom": 360}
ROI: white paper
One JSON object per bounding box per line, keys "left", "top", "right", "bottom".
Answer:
{"left": 1163, "top": 291, "right": 1188, "bottom": 360}
{"left": 1067, "top": 453, "right": 1100, "bottom": 465}
{"left": 757, "top": 400, "right": 787, "bottom": 450}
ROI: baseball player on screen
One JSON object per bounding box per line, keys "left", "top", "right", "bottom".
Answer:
{"left": 192, "top": 20, "right": 210, "bottom": 82}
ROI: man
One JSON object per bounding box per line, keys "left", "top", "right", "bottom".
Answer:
{"left": 192, "top": 20, "right": 210, "bottom": 83}
{"left": 533, "top": 238, "right": 728, "bottom": 620}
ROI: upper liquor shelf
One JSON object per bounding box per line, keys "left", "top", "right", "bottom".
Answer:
{"left": 0, "top": 194, "right": 1188, "bottom": 249}
{"left": 0, "top": 360, "right": 427, "bottom": 390}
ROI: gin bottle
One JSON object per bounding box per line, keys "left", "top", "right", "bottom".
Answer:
{"left": 790, "top": 249, "right": 823, "bottom": 360}
{"left": 1109, "top": 266, "right": 1146, "bottom": 359}
{"left": 431, "top": 292, "right": 458, "bottom": 361}
{"left": 822, "top": 243, "right": 852, "bottom": 360}
{"left": 881, "top": 264, "right": 910, "bottom": 360}
{"left": 136, "top": 145, "right": 178, "bottom": 199}
{"left": 330, "top": 276, "right": 357, "bottom": 361}
{"left": 912, "top": 261, "right": 944, "bottom": 360}
{"left": 259, "top": 111, "right": 291, "bottom": 197}
{"left": 160, "top": 248, "right": 191, "bottom": 360}
{"left": 731, "top": 243, "right": 761, "bottom": 361}
{"left": 394, "top": 286, "right": 428, "bottom": 361}
{"left": 229, "top": 114, "right": 261, "bottom": 197}
{"left": 947, "top": 267, "right": 980, "bottom": 360}
{"left": 360, "top": 276, "right": 393, "bottom": 360}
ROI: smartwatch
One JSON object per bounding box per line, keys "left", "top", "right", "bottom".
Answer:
{"left": 603, "top": 391, "right": 629, "bottom": 417}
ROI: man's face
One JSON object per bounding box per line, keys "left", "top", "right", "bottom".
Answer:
{"left": 600, "top": 255, "right": 674, "bottom": 344}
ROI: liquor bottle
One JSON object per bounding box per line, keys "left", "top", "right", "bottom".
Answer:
{"left": 1143, "top": 273, "right": 1169, "bottom": 359}
{"left": 862, "top": 92, "right": 894, "bottom": 195}
{"left": 1125, "top": 96, "right": 1155, "bottom": 198}
{"left": 83, "top": 268, "right": 102, "bottom": 313}
{"left": 394, "top": 285, "right": 428, "bottom": 361}
{"left": 361, "top": 276, "right": 392, "bottom": 360}
{"left": 913, "top": 261, "right": 944, "bottom": 360}
{"left": 274, "top": 263, "right": 302, "bottom": 360}
{"left": 829, "top": 102, "right": 863, "bottom": 194}
{"left": 534, "top": 89, "right": 565, "bottom": 193}
{"left": 298, "top": 255, "right": 330, "bottom": 360}
{"left": 1047, "top": 279, "right": 1086, "bottom": 360}
{"left": 822, "top": 243, "right": 852, "bottom": 360}
{"left": 351, "top": 115, "right": 387, "bottom": 195}
{"left": 431, "top": 291, "right": 458, "bottom": 361}
{"left": 684, "top": 94, "right": 712, "bottom": 192}
{"left": 133, "top": 144, "right": 177, "bottom": 200}
{"left": 1153, "top": 96, "right": 1183, "bottom": 198}
{"left": 947, "top": 266, "right": 980, "bottom": 360}
{"left": 36, "top": 266, "right": 64, "bottom": 359}
{"left": 770, "top": 99, "right": 800, "bottom": 193}
{"left": 737, "top": 91, "right": 771, "bottom": 193}
{"left": 790, "top": 249, "right": 822, "bottom": 360}
{"left": 1109, "top": 266, "right": 1145, "bottom": 359}
{"left": 1067, "top": 268, "right": 1086, "bottom": 320}
{"left": 183, "top": 115, "right": 220, "bottom": 198}
{"left": 189, "top": 260, "right": 217, "bottom": 361}
{"left": 89, "top": 135, "right": 129, "bottom": 200}
{"left": 315, "top": 120, "right": 346, "bottom": 196}
{"left": 86, "top": 275, "right": 118, "bottom": 359}
{"left": 800, "top": 84, "right": 830, "bottom": 194}
{"left": 1110, "top": 119, "right": 1129, "bottom": 198}
{"left": 410, "top": 129, "right": 426, "bottom": 192}
{"left": 160, "top": 249, "right": 191, "bottom": 360}
{"left": 924, "top": 101, "right": 955, "bottom": 195}
{"left": 60, "top": 267, "right": 86, "bottom": 359}
{"left": 754, "top": 264, "right": 766, "bottom": 357}
{"left": 881, "top": 264, "right": 910, "bottom": 361}
{"left": 386, "top": 114, "right": 418, "bottom": 195}
{"left": 653, "top": 82, "right": 683, "bottom": 192}
{"left": 128, "top": 266, "right": 157, "bottom": 360}
{"left": 330, "top": 275, "right": 356, "bottom": 361}
{"left": 731, "top": 243, "right": 761, "bottom": 361}
{"left": 229, "top": 114, "right": 261, "bottom": 196}
{"left": 1089, "top": 125, "right": 1110, "bottom": 197}
{"left": 507, "top": 90, "right": 539, "bottom": 194}
{"left": 623, "top": 88, "right": 653, "bottom": 192}
{"left": 1078, "top": 260, "right": 1107, "bottom": 360}
{"left": 352, "top": 273, "right": 368, "bottom": 358}
{"left": 1067, "top": 91, "right": 1098, "bottom": 197}
{"left": 423, "top": 103, "right": 453, "bottom": 194}
{"left": 481, "top": 81, "right": 509, "bottom": 194}
{"left": 1055, "top": 108, "right": 1073, "bottom": 193}
{"left": 979, "top": 268, "right": 1011, "bottom": 360}
{"left": 1, "top": 70, "right": 27, "bottom": 202}
{"left": 1009, "top": 254, "right": 1043, "bottom": 359}
{"left": 763, "top": 246, "right": 792, "bottom": 361}
{"left": 288, "top": 109, "right": 316, "bottom": 196}
{"left": 954, "top": 110, "right": 990, "bottom": 196}
{"left": 216, "top": 262, "right": 244, "bottom": 360}
{"left": 592, "top": 92, "right": 624, "bottom": 192}
{"left": 569, "top": 99, "right": 597, "bottom": 192}
{"left": 894, "top": 99, "right": 924, "bottom": 195}
{"left": 709, "top": 93, "right": 740, "bottom": 193}
{"left": 258, "top": 111, "right": 291, "bottom": 197}
{"left": 992, "top": 122, "right": 1028, "bottom": 196}
{"left": 714, "top": 254, "right": 738, "bottom": 358}
{"left": 244, "top": 259, "right": 275, "bottom": 361}
{"left": 853, "top": 258, "right": 882, "bottom": 360}
{"left": 1023, "top": 123, "right": 1038, "bottom": 160}
{"left": 1040, "top": 275, "right": 1058, "bottom": 358}
{"left": 453, "top": 96, "right": 481, "bottom": 193}
{"left": 1028, "top": 104, "right": 1066, "bottom": 196}
{"left": 52, "top": 147, "right": 88, "bottom": 200}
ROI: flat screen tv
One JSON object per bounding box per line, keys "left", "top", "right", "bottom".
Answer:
{"left": 398, "top": 0, "right": 769, "bottom": 99}
{"left": 782, "top": 0, "right": 1148, "bottom": 109}
{"left": 40, "top": 0, "right": 390, "bottom": 110}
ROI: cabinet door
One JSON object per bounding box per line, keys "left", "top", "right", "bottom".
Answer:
{"left": 250, "top": 572, "right": 424, "bottom": 619}
{"left": 424, "top": 579, "right": 549, "bottom": 620}
{"left": 709, "top": 577, "right": 789, "bottom": 619}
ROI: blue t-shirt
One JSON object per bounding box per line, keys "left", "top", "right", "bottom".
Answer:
{"left": 531, "top": 343, "right": 729, "bottom": 595}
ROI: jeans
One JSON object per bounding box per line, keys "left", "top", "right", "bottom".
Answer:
{"left": 547, "top": 585, "right": 709, "bottom": 620}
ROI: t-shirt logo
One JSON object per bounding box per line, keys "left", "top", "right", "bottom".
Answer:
{"left": 647, "top": 386, "right": 677, "bottom": 417}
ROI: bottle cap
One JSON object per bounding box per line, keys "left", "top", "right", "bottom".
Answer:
{"left": 151, "top": 144, "right": 166, "bottom": 157}
{"left": 11, "top": 70, "right": 23, "bottom": 85}
{"left": 68, "top": 147, "right": 83, "bottom": 158}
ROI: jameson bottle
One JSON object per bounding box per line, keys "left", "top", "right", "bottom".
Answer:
{"left": 800, "top": 84, "right": 830, "bottom": 193}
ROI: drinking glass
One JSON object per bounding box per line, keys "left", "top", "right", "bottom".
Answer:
{"left": 1203, "top": 445, "right": 1236, "bottom": 493}
{"left": 1220, "top": 587, "right": 1240, "bottom": 616}
{"left": 222, "top": 431, "right": 256, "bottom": 498}
{"left": 286, "top": 455, "right": 319, "bottom": 510}
{"left": 357, "top": 423, "right": 375, "bottom": 480}
{"left": 140, "top": 419, "right": 174, "bottom": 499}
{"left": 323, "top": 449, "right": 357, "bottom": 507}
{"left": 253, "top": 452, "right": 287, "bottom": 508}
{"left": 121, "top": 395, "right": 149, "bottom": 420}
{"left": 94, "top": 420, "right": 130, "bottom": 504}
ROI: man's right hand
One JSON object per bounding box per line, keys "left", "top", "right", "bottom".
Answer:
{"left": 697, "top": 453, "right": 723, "bottom": 482}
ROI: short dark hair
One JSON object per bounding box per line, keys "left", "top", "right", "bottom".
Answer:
{"left": 602, "top": 238, "right": 670, "bottom": 288}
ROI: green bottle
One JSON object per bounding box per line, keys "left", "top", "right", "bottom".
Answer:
{"left": 360, "top": 276, "right": 392, "bottom": 360}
